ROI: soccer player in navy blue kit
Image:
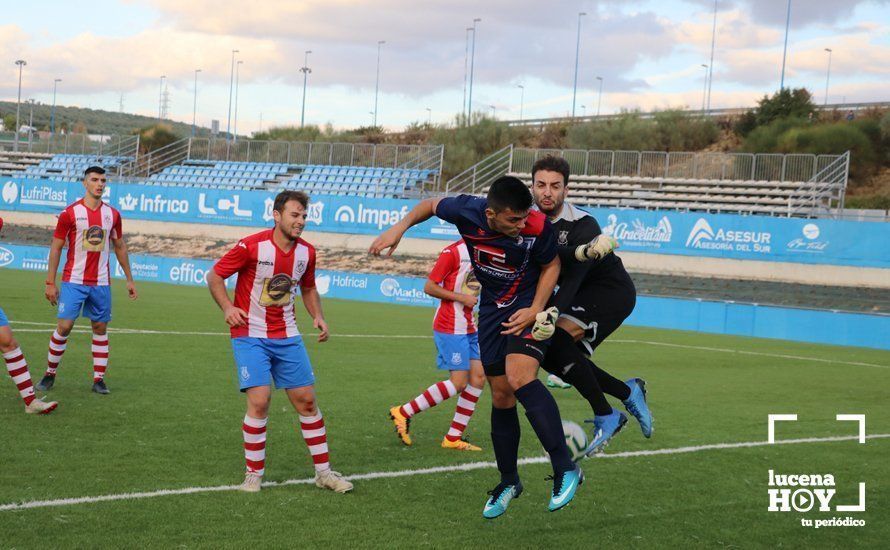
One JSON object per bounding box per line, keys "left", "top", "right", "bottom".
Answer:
{"left": 371, "top": 177, "right": 582, "bottom": 518}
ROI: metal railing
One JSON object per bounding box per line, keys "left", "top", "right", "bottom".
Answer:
{"left": 502, "top": 101, "right": 890, "bottom": 128}
{"left": 118, "top": 138, "right": 190, "bottom": 178}
{"left": 445, "top": 144, "right": 514, "bottom": 195}
{"left": 507, "top": 148, "right": 843, "bottom": 183}
{"left": 184, "top": 138, "right": 443, "bottom": 172}
{"left": 443, "top": 146, "right": 851, "bottom": 218}
{"left": 787, "top": 152, "right": 850, "bottom": 218}
{"left": 0, "top": 133, "right": 140, "bottom": 159}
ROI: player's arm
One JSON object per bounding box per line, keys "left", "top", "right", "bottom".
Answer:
{"left": 369, "top": 197, "right": 442, "bottom": 256}
{"left": 299, "top": 286, "right": 329, "bottom": 343}
{"left": 44, "top": 237, "right": 66, "bottom": 305}
{"left": 208, "top": 242, "right": 249, "bottom": 328}
{"left": 501, "top": 254, "right": 561, "bottom": 336}
{"left": 558, "top": 216, "right": 617, "bottom": 264}
{"left": 423, "top": 279, "right": 477, "bottom": 309}
{"left": 111, "top": 237, "right": 138, "bottom": 300}
{"left": 207, "top": 271, "right": 247, "bottom": 328}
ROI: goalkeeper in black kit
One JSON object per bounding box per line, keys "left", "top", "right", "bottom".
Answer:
{"left": 531, "top": 155, "right": 653, "bottom": 457}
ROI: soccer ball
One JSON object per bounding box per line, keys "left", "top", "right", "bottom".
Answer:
{"left": 562, "top": 421, "right": 589, "bottom": 461}
{"left": 544, "top": 421, "right": 589, "bottom": 462}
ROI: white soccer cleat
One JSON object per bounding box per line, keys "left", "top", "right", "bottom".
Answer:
{"left": 239, "top": 471, "right": 263, "bottom": 493}
{"left": 315, "top": 469, "right": 354, "bottom": 493}
{"left": 25, "top": 398, "right": 58, "bottom": 415}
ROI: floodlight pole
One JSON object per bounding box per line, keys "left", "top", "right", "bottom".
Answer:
{"left": 300, "top": 50, "right": 312, "bottom": 128}
{"left": 14, "top": 60, "right": 25, "bottom": 152}
{"left": 233, "top": 60, "right": 243, "bottom": 143}
{"left": 823, "top": 48, "right": 832, "bottom": 106}
{"left": 706, "top": 0, "right": 717, "bottom": 112}
{"left": 373, "top": 40, "right": 385, "bottom": 127}
{"left": 462, "top": 27, "right": 472, "bottom": 124}
{"left": 595, "top": 76, "right": 603, "bottom": 116}
{"left": 779, "top": 0, "right": 791, "bottom": 90}
{"left": 467, "top": 18, "right": 481, "bottom": 122}
{"left": 426, "top": 107, "right": 432, "bottom": 125}
{"left": 158, "top": 75, "right": 166, "bottom": 122}
{"left": 517, "top": 84, "right": 525, "bottom": 121}
{"left": 226, "top": 49, "right": 239, "bottom": 141}
{"left": 51, "top": 78, "right": 61, "bottom": 134}
{"left": 192, "top": 69, "right": 201, "bottom": 137}
{"left": 571, "top": 12, "right": 586, "bottom": 118}
{"left": 701, "top": 64, "right": 709, "bottom": 113}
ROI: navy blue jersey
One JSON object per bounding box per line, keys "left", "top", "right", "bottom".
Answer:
{"left": 436, "top": 195, "right": 557, "bottom": 313}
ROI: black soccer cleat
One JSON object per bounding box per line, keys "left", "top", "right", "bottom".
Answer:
{"left": 92, "top": 380, "right": 110, "bottom": 394}
{"left": 35, "top": 375, "right": 55, "bottom": 391}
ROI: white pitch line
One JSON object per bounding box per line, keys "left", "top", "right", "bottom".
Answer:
{"left": 612, "top": 339, "right": 890, "bottom": 369}
{"left": 10, "top": 321, "right": 890, "bottom": 368}
{"left": 1, "top": 433, "right": 887, "bottom": 512}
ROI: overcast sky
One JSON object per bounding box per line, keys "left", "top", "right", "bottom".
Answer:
{"left": 2, "top": 0, "right": 887, "bottom": 133}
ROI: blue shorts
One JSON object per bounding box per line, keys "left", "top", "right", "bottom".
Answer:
{"left": 231, "top": 336, "right": 315, "bottom": 392}
{"left": 58, "top": 283, "right": 112, "bottom": 323}
{"left": 433, "top": 331, "right": 480, "bottom": 371}
{"left": 0, "top": 307, "right": 8, "bottom": 328}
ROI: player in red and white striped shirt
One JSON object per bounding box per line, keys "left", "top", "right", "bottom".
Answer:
{"left": 388, "top": 240, "right": 486, "bottom": 451}
{"left": 208, "top": 190, "right": 352, "bottom": 494}
{"left": 37, "top": 166, "right": 138, "bottom": 395}
{"left": 0, "top": 217, "right": 57, "bottom": 414}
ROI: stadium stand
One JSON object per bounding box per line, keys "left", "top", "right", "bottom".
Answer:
{"left": 0, "top": 151, "right": 53, "bottom": 177}
{"left": 446, "top": 146, "right": 850, "bottom": 218}
{"left": 20, "top": 154, "right": 134, "bottom": 181}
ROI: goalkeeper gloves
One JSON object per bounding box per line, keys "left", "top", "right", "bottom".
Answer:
{"left": 575, "top": 234, "right": 619, "bottom": 262}
{"left": 531, "top": 306, "right": 559, "bottom": 341}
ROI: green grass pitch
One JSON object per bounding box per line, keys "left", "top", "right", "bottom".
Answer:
{"left": 1, "top": 268, "right": 888, "bottom": 548}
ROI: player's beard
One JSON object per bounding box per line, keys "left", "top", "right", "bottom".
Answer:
{"left": 537, "top": 194, "right": 565, "bottom": 218}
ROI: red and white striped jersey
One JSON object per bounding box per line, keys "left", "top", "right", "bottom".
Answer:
{"left": 429, "top": 240, "right": 478, "bottom": 335}
{"left": 213, "top": 229, "right": 317, "bottom": 339}
{"left": 53, "top": 199, "right": 122, "bottom": 286}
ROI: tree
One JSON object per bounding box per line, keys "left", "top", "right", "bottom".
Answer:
{"left": 754, "top": 88, "right": 815, "bottom": 127}
{"left": 2, "top": 114, "right": 15, "bottom": 132}
{"left": 135, "top": 124, "right": 181, "bottom": 152}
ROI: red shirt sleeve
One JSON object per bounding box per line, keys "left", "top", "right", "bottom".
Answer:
{"left": 213, "top": 240, "right": 250, "bottom": 280}
{"left": 428, "top": 246, "right": 457, "bottom": 283}
{"left": 53, "top": 210, "right": 72, "bottom": 241}
{"left": 300, "top": 246, "right": 317, "bottom": 289}
{"left": 110, "top": 210, "right": 123, "bottom": 240}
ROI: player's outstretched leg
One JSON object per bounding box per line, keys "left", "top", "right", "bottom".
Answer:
{"left": 288, "top": 386, "right": 353, "bottom": 494}
{"left": 37, "top": 327, "right": 70, "bottom": 391}
{"left": 91, "top": 325, "right": 110, "bottom": 394}
{"left": 622, "top": 378, "right": 653, "bottom": 438}
{"left": 240, "top": 414, "right": 267, "bottom": 492}
{"left": 442, "top": 362, "right": 485, "bottom": 451}
{"left": 390, "top": 380, "right": 459, "bottom": 446}
{"left": 508, "top": 355, "right": 582, "bottom": 512}
{"left": 0, "top": 318, "right": 57, "bottom": 414}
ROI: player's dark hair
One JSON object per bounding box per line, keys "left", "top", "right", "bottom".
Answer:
{"left": 83, "top": 166, "right": 106, "bottom": 178}
{"left": 531, "top": 155, "right": 570, "bottom": 185}
{"left": 487, "top": 176, "right": 533, "bottom": 213}
{"left": 273, "top": 190, "right": 309, "bottom": 212}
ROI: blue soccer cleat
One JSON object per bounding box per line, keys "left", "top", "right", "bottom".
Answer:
{"left": 482, "top": 481, "right": 523, "bottom": 519}
{"left": 622, "top": 378, "right": 653, "bottom": 438}
{"left": 548, "top": 465, "right": 584, "bottom": 512}
{"left": 584, "top": 409, "right": 627, "bottom": 456}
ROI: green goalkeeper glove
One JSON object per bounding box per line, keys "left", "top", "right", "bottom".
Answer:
{"left": 574, "top": 234, "right": 619, "bottom": 262}
{"left": 531, "top": 306, "right": 559, "bottom": 341}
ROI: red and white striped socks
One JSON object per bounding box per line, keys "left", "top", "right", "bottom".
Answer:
{"left": 92, "top": 333, "right": 109, "bottom": 382}
{"left": 4, "top": 348, "right": 36, "bottom": 406}
{"left": 445, "top": 384, "right": 483, "bottom": 442}
{"left": 399, "top": 380, "right": 458, "bottom": 418}
{"left": 242, "top": 415, "right": 268, "bottom": 476}
{"left": 46, "top": 330, "right": 68, "bottom": 376}
{"left": 300, "top": 411, "right": 330, "bottom": 473}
